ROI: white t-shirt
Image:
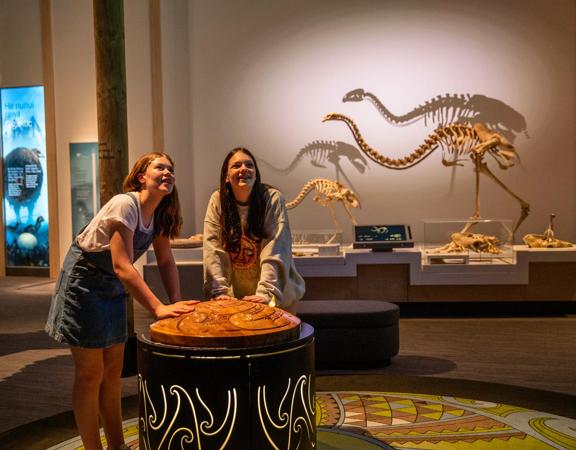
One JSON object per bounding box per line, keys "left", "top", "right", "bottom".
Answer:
{"left": 76, "top": 193, "right": 154, "bottom": 252}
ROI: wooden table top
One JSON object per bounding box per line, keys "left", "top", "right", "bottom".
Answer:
{"left": 150, "top": 299, "right": 301, "bottom": 348}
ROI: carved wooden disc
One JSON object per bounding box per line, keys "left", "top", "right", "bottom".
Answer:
{"left": 150, "top": 299, "right": 301, "bottom": 348}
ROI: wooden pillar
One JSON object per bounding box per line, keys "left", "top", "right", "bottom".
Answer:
{"left": 93, "top": 0, "right": 134, "bottom": 340}
{"left": 41, "top": 0, "right": 61, "bottom": 279}
{"left": 93, "top": 0, "right": 129, "bottom": 205}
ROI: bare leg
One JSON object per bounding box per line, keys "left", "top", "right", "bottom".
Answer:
{"left": 70, "top": 346, "right": 105, "bottom": 450}
{"left": 99, "top": 343, "right": 126, "bottom": 450}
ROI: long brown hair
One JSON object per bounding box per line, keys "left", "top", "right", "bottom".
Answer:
{"left": 219, "top": 148, "right": 268, "bottom": 252}
{"left": 123, "top": 152, "right": 182, "bottom": 238}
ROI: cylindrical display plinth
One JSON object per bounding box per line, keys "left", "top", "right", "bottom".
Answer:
{"left": 138, "top": 307, "right": 315, "bottom": 450}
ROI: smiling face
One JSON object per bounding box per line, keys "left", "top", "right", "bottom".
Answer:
{"left": 138, "top": 156, "right": 175, "bottom": 196}
{"left": 226, "top": 151, "right": 256, "bottom": 201}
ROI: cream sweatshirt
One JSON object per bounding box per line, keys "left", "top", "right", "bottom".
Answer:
{"left": 203, "top": 188, "right": 305, "bottom": 309}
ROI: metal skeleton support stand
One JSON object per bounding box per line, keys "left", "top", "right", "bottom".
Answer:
{"left": 93, "top": 0, "right": 135, "bottom": 376}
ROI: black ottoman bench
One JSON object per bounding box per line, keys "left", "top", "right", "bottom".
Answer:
{"left": 297, "top": 300, "right": 399, "bottom": 369}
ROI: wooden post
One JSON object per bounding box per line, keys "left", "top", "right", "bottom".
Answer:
{"left": 93, "top": 0, "right": 135, "bottom": 354}
{"left": 93, "top": 0, "right": 129, "bottom": 204}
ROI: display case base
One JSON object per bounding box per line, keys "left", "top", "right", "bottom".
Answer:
{"left": 426, "top": 252, "right": 470, "bottom": 265}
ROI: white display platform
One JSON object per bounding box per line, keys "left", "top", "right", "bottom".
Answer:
{"left": 287, "top": 245, "right": 576, "bottom": 286}
{"left": 146, "top": 245, "right": 576, "bottom": 287}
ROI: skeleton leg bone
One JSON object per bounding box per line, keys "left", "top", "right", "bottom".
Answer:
{"left": 543, "top": 214, "right": 555, "bottom": 242}
{"left": 327, "top": 202, "right": 342, "bottom": 244}
{"left": 477, "top": 161, "right": 530, "bottom": 235}
{"left": 459, "top": 156, "right": 482, "bottom": 234}
{"left": 472, "top": 155, "right": 482, "bottom": 220}
{"left": 342, "top": 203, "right": 358, "bottom": 226}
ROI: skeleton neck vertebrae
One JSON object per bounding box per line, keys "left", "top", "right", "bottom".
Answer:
{"left": 322, "top": 113, "right": 516, "bottom": 170}
{"left": 322, "top": 112, "right": 530, "bottom": 234}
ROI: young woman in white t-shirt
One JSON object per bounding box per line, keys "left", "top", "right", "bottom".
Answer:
{"left": 46, "top": 152, "right": 196, "bottom": 450}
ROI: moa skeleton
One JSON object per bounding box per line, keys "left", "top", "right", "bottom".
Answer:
{"left": 323, "top": 112, "right": 530, "bottom": 235}
{"left": 342, "top": 88, "right": 527, "bottom": 142}
{"left": 286, "top": 178, "right": 360, "bottom": 242}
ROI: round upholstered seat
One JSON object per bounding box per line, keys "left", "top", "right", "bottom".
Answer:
{"left": 297, "top": 300, "right": 399, "bottom": 368}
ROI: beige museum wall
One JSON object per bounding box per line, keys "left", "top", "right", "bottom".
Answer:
{"left": 48, "top": 0, "right": 159, "bottom": 263}
{"left": 48, "top": 0, "right": 194, "bottom": 260}
{"left": 1, "top": 0, "right": 575, "bottom": 273}
{"left": 188, "top": 0, "right": 576, "bottom": 243}
{"left": 0, "top": 0, "right": 43, "bottom": 86}
{"left": 49, "top": 0, "right": 97, "bottom": 264}
{"left": 160, "top": 0, "right": 195, "bottom": 234}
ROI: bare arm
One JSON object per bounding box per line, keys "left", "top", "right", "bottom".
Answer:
{"left": 153, "top": 234, "right": 182, "bottom": 302}
{"left": 109, "top": 221, "right": 196, "bottom": 319}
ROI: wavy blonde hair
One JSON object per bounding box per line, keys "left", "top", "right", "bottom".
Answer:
{"left": 122, "top": 152, "right": 182, "bottom": 238}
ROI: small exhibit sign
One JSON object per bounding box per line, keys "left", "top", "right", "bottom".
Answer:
{"left": 70, "top": 142, "right": 99, "bottom": 237}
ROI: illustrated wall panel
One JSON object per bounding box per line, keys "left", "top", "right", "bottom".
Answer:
{"left": 1, "top": 86, "right": 49, "bottom": 268}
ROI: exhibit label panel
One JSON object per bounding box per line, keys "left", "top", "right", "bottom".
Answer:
{"left": 0, "top": 86, "right": 49, "bottom": 268}
{"left": 69, "top": 142, "right": 99, "bottom": 237}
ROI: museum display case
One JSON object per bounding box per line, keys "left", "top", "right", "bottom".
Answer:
{"left": 421, "top": 218, "right": 514, "bottom": 265}
{"left": 144, "top": 221, "right": 575, "bottom": 302}
{"left": 291, "top": 229, "right": 342, "bottom": 256}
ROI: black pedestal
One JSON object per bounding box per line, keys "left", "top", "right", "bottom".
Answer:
{"left": 137, "top": 323, "right": 316, "bottom": 449}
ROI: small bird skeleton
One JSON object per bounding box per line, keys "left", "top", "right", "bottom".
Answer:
{"left": 523, "top": 214, "right": 573, "bottom": 248}
{"left": 322, "top": 113, "right": 530, "bottom": 236}
{"left": 286, "top": 178, "right": 360, "bottom": 243}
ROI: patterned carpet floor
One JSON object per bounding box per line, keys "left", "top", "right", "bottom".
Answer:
{"left": 44, "top": 390, "right": 576, "bottom": 450}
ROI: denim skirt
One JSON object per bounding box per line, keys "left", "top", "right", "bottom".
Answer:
{"left": 45, "top": 243, "right": 127, "bottom": 348}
